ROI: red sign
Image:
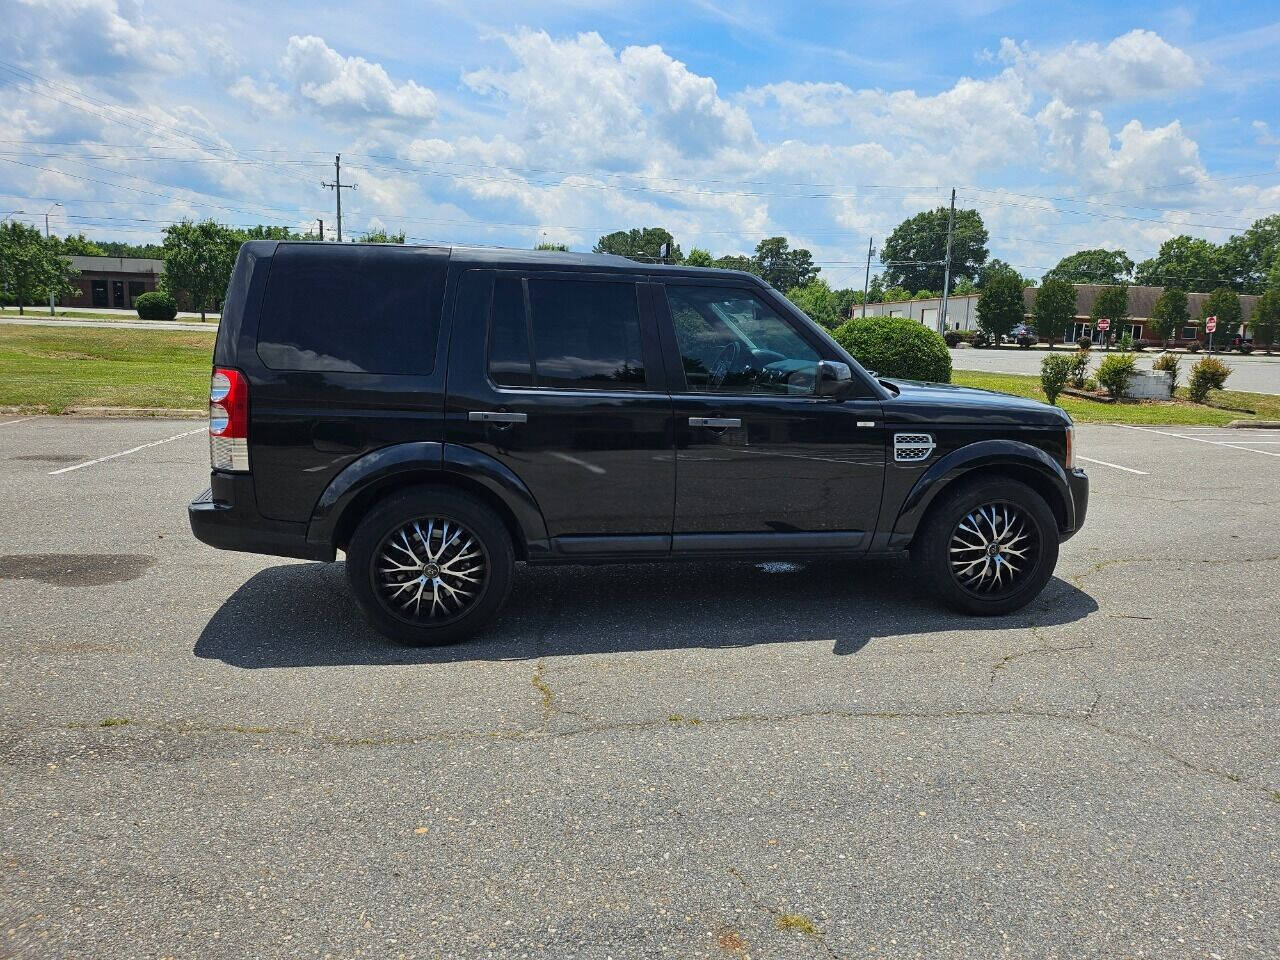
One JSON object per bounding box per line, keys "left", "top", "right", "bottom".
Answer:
{"left": 1096, "top": 319, "right": 1111, "bottom": 331}
{"left": 1206, "top": 316, "right": 1218, "bottom": 333}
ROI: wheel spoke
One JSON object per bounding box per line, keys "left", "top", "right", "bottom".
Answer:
{"left": 948, "top": 500, "right": 1039, "bottom": 599}
{"left": 375, "top": 516, "right": 488, "bottom": 625}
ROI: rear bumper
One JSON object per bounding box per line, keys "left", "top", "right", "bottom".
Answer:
{"left": 1061, "top": 467, "right": 1089, "bottom": 542}
{"left": 188, "top": 472, "right": 334, "bottom": 562}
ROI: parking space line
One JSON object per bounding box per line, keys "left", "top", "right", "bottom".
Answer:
{"left": 49, "top": 428, "right": 206, "bottom": 476}
{"left": 1077, "top": 455, "right": 1147, "bottom": 475}
{"left": 1114, "top": 424, "right": 1280, "bottom": 459}
{"left": 0, "top": 418, "right": 33, "bottom": 427}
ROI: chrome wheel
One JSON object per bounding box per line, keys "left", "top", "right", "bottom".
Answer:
{"left": 374, "top": 517, "right": 487, "bottom": 624}
{"left": 947, "top": 501, "right": 1040, "bottom": 597}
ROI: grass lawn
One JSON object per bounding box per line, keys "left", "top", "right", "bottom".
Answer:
{"left": 953, "top": 370, "right": 1280, "bottom": 425}
{"left": 0, "top": 309, "right": 218, "bottom": 323}
{"left": 0, "top": 323, "right": 214, "bottom": 413}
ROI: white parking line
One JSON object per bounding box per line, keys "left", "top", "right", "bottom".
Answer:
{"left": 49, "top": 428, "right": 206, "bottom": 475}
{"left": 1114, "top": 424, "right": 1280, "bottom": 459}
{"left": 0, "top": 417, "right": 33, "bottom": 427}
{"left": 1077, "top": 455, "right": 1147, "bottom": 475}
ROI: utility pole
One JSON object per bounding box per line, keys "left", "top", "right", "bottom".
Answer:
{"left": 321, "top": 155, "right": 356, "bottom": 242}
{"left": 938, "top": 188, "right": 956, "bottom": 335}
{"left": 45, "top": 202, "right": 62, "bottom": 315}
{"left": 861, "top": 237, "right": 873, "bottom": 319}
{"left": 316, "top": 218, "right": 324, "bottom": 242}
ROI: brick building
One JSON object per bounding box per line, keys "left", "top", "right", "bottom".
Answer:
{"left": 65, "top": 255, "right": 165, "bottom": 309}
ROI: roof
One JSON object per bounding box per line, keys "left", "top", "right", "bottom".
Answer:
{"left": 69, "top": 255, "right": 165, "bottom": 274}
{"left": 1024, "top": 283, "right": 1258, "bottom": 322}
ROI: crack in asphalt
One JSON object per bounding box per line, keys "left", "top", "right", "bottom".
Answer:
{"left": 727, "top": 866, "right": 842, "bottom": 960}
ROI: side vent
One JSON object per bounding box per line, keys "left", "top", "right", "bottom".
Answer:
{"left": 893, "top": 433, "right": 936, "bottom": 463}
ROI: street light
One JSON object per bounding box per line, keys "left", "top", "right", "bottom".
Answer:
{"left": 45, "top": 203, "right": 62, "bottom": 315}
{"left": 1, "top": 209, "right": 25, "bottom": 223}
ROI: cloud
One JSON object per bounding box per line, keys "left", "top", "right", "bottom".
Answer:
{"left": 228, "top": 77, "right": 287, "bottom": 116}
{"left": 1001, "top": 29, "right": 1200, "bottom": 105}
{"left": 277, "top": 35, "right": 437, "bottom": 123}
{"left": 462, "top": 30, "right": 755, "bottom": 164}
{"left": 10, "top": 0, "right": 186, "bottom": 77}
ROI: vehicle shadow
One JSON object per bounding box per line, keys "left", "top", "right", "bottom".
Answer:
{"left": 194, "top": 558, "right": 1099, "bottom": 668}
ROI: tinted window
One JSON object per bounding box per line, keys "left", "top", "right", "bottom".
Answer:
{"left": 488, "top": 277, "right": 533, "bottom": 386}
{"left": 257, "top": 245, "right": 446, "bottom": 374}
{"left": 526, "top": 279, "right": 646, "bottom": 390}
{"left": 666, "top": 286, "right": 818, "bottom": 395}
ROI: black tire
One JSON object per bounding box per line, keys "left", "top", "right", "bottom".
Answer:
{"left": 346, "top": 486, "right": 515, "bottom": 645}
{"left": 912, "top": 477, "right": 1059, "bottom": 616}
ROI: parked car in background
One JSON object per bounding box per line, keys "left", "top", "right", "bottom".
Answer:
{"left": 190, "top": 242, "right": 1088, "bottom": 644}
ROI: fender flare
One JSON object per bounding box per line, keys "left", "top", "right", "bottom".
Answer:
{"left": 890, "top": 439, "right": 1073, "bottom": 541}
{"left": 305, "top": 442, "right": 549, "bottom": 552}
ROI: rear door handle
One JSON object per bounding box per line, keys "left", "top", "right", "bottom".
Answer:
{"left": 469, "top": 411, "right": 527, "bottom": 423}
{"left": 688, "top": 417, "right": 742, "bottom": 428}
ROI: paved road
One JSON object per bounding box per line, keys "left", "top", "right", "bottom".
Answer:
{"left": 1, "top": 417, "right": 1277, "bottom": 958}
{"left": 951, "top": 345, "right": 1280, "bottom": 395}
{"left": 1, "top": 316, "right": 217, "bottom": 333}
{"left": 2, "top": 306, "right": 219, "bottom": 321}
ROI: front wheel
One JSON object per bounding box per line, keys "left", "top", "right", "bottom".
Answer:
{"left": 346, "top": 487, "right": 514, "bottom": 645}
{"left": 913, "top": 478, "right": 1059, "bottom": 616}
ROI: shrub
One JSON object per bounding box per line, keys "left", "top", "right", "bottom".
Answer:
{"left": 831, "top": 315, "right": 952, "bottom": 383}
{"left": 1076, "top": 336, "right": 1092, "bottom": 350}
{"left": 1117, "top": 333, "right": 1134, "bottom": 352}
{"left": 943, "top": 330, "right": 964, "bottom": 347}
{"left": 1039, "top": 353, "right": 1073, "bottom": 405}
{"left": 1238, "top": 341, "right": 1254, "bottom": 355}
{"left": 1152, "top": 352, "right": 1181, "bottom": 392}
{"left": 1096, "top": 353, "right": 1137, "bottom": 400}
{"left": 134, "top": 290, "right": 177, "bottom": 321}
{"left": 1132, "top": 340, "right": 1147, "bottom": 352}
{"left": 1083, "top": 377, "right": 1098, "bottom": 392}
{"left": 1185, "top": 341, "right": 1200, "bottom": 353}
{"left": 1068, "top": 351, "right": 1090, "bottom": 389}
{"left": 1187, "top": 356, "right": 1231, "bottom": 403}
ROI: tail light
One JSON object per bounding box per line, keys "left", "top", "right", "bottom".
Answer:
{"left": 209, "top": 367, "right": 249, "bottom": 472}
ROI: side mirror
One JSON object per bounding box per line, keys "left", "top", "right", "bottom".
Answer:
{"left": 815, "top": 360, "right": 854, "bottom": 398}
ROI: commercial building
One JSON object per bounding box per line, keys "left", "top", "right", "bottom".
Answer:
{"left": 65, "top": 256, "right": 165, "bottom": 309}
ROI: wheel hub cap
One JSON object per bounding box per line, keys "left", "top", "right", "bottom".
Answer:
{"left": 375, "top": 518, "right": 487, "bottom": 623}
{"left": 948, "top": 502, "right": 1038, "bottom": 596}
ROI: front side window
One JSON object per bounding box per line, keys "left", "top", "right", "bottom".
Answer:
{"left": 666, "top": 286, "right": 819, "bottom": 395}
{"left": 488, "top": 278, "right": 646, "bottom": 390}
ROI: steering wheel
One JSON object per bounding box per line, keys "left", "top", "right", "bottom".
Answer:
{"left": 708, "top": 341, "right": 740, "bottom": 390}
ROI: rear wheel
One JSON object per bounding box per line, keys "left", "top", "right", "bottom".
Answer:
{"left": 346, "top": 487, "right": 514, "bottom": 645}
{"left": 913, "top": 477, "right": 1059, "bottom": 616}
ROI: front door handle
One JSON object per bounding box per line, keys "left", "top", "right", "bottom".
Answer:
{"left": 469, "top": 411, "right": 527, "bottom": 423}
{"left": 688, "top": 417, "right": 742, "bottom": 428}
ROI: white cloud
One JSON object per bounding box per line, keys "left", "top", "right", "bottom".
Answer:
{"left": 10, "top": 0, "right": 187, "bottom": 76}
{"left": 462, "top": 30, "right": 755, "bottom": 164}
{"left": 278, "top": 35, "right": 437, "bottom": 123}
{"left": 228, "top": 77, "right": 287, "bottom": 116}
{"left": 1001, "top": 29, "right": 1200, "bottom": 104}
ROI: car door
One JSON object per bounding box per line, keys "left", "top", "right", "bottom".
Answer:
{"left": 654, "top": 279, "right": 885, "bottom": 553}
{"left": 446, "top": 269, "right": 675, "bottom": 556}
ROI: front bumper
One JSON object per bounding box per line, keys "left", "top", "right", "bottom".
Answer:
{"left": 189, "top": 472, "right": 334, "bottom": 562}
{"left": 1061, "top": 467, "right": 1089, "bottom": 542}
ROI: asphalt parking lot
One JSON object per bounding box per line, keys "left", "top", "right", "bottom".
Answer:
{"left": 2, "top": 416, "right": 1277, "bottom": 959}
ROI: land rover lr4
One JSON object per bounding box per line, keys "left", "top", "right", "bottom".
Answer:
{"left": 190, "top": 242, "right": 1088, "bottom": 645}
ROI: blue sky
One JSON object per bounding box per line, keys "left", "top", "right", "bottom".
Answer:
{"left": 3, "top": 0, "right": 1278, "bottom": 287}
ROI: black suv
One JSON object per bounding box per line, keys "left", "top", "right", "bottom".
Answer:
{"left": 190, "top": 242, "right": 1088, "bottom": 644}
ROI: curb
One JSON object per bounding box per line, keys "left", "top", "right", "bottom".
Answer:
{"left": 0, "top": 405, "right": 204, "bottom": 419}
{"left": 1226, "top": 420, "right": 1280, "bottom": 429}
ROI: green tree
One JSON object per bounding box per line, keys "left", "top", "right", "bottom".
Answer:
{"left": 594, "top": 227, "right": 681, "bottom": 262}
{"left": 1031, "top": 276, "right": 1076, "bottom": 341}
{"left": 880, "top": 207, "right": 988, "bottom": 292}
{"left": 238, "top": 225, "right": 300, "bottom": 241}
{"left": 55, "top": 233, "right": 105, "bottom": 256}
{"left": 1044, "top": 248, "right": 1134, "bottom": 285}
{"left": 1219, "top": 214, "right": 1280, "bottom": 294}
{"left": 1252, "top": 288, "right": 1279, "bottom": 352}
{"left": 711, "top": 254, "right": 757, "bottom": 274}
{"left": 831, "top": 287, "right": 859, "bottom": 320}
{"left": 866, "top": 275, "right": 886, "bottom": 303}
{"left": 1091, "top": 285, "right": 1129, "bottom": 346}
{"left": 952, "top": 276, "right": 977, "bottom": 295}
{"left": 882, "top": 286, "right": 913, "bottom": 302}
{"left": 784, "top": 278, "right": 839, "bottom": 328}
{"left": 684, "top": 247, "right": 713, "bottom": 266}
{"left": 976, "top": 265, "right": 1026, "bottom": 340}
{"left": 357, "top": 228, "right": 406, "bottom": 244}
{"left": 160, "top": 219, "right": 241, "bottom": 320}
{"left": 97, "top": 240, "right": 164, "bottom": 258}
{"left": 0, "top": 222, "right": 79, "bottom": 314}
{"left": 1148, "top": 287, "right": 1188, "bottom": 346}
{"left": 533, "top": 241, "right": 569, "bottom": 251}
{"left": 753, "top": 236, "right": 819, "bottom": 290}
{"left": 1134, "top": 236, "right": 1225, "bottom": 292}
{"left": 1199, "top": 287, "right": 1242, "bottom": 344}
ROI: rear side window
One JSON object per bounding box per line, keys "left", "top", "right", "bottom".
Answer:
{"left": 257, "top": 245, "right": 447, "bottom": 375}
{"left": 487, "top": 277, "right": 647, "bottom": 391}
